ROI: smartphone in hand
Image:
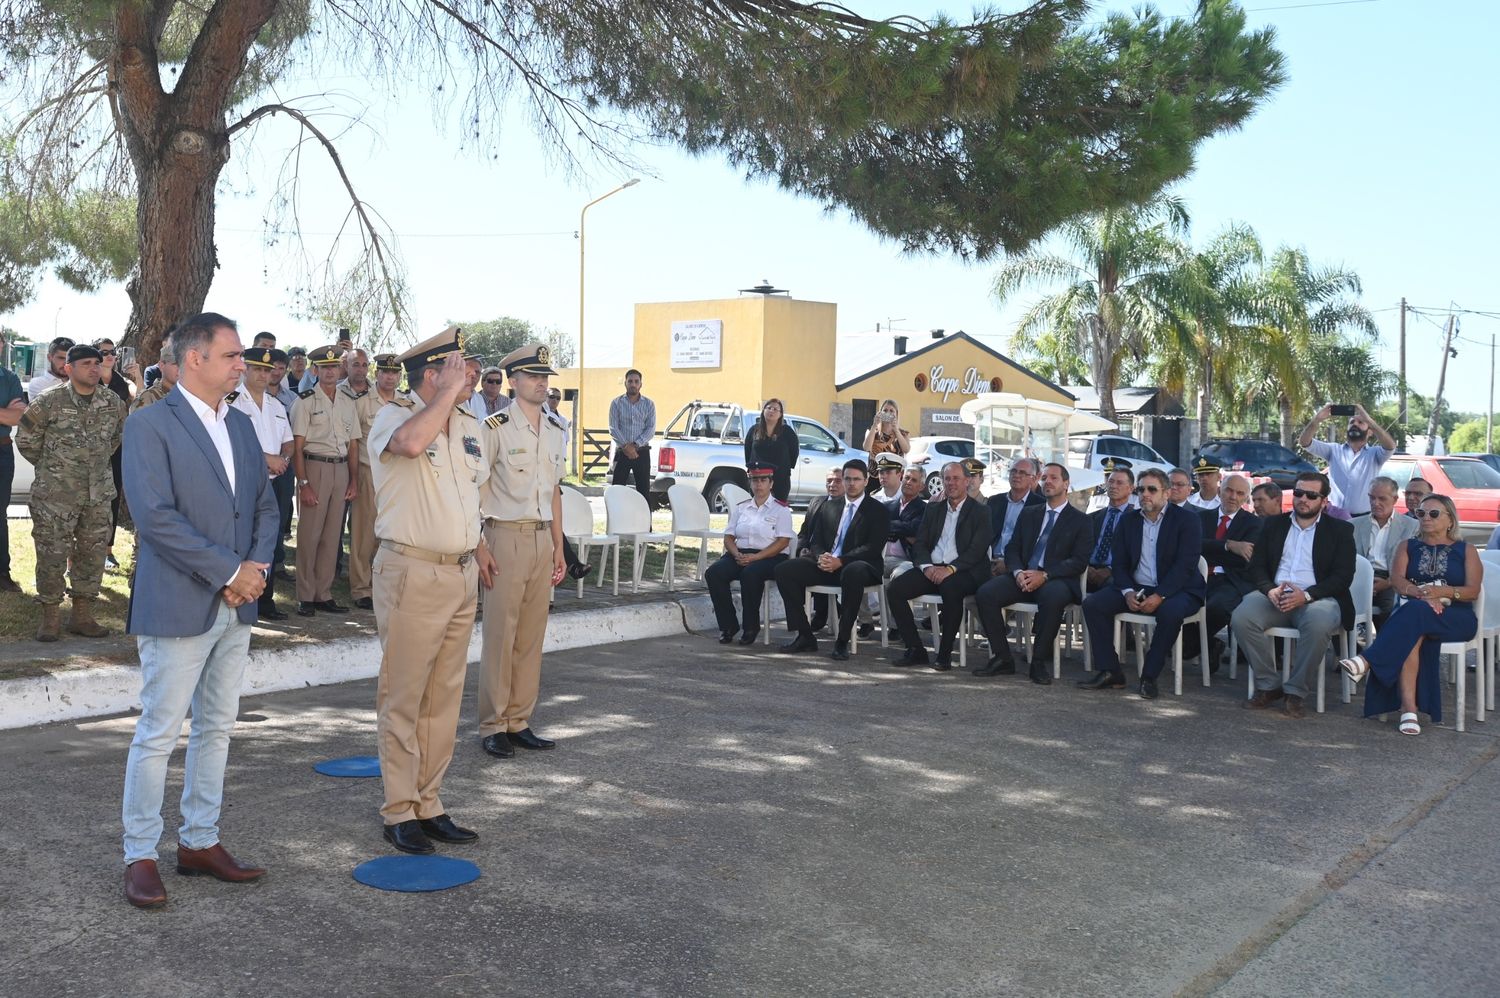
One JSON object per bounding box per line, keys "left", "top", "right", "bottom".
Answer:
{"left": 1329, "top": 404, "right": 1356, "bottom": 417}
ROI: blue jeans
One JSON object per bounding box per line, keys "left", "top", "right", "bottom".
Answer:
{"left": 121, "top": 603, "right": 251, "bottom": 864}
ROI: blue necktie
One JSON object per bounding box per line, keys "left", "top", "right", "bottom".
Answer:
{"left": 1093, "top": 507, "right": 1118, "bottom": 565}
{"left": 1030, "top": 509, "right": 1057, "bottom": 570}
{"left": 832, "top": 502, "right": 856, "bottom": 557}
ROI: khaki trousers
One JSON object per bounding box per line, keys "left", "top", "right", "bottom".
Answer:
{"left": 296, "top": 458, "right": 348, "bottom": 602}
{"left": 477, "top": 522, "right": 554, "bottom": 736}
{"left": 373, "top": 546, "right": 478, "bottom": 824}
{"left": 348, "top": 462, "right": 377, "bottom": 600}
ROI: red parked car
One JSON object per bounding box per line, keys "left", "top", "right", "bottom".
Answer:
{"left": 1379, "top": 455, "right": 1500, "bottom": 545}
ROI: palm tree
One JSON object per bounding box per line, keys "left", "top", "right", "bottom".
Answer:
{"left": 995, "top": 195, "right": 1190, "bottom": 425}
{"left": 1150, "top": 224, "right": 1263, "bottom": 445}
{"left": 1236, "top": 247, "right": 1378, "bottom": 446}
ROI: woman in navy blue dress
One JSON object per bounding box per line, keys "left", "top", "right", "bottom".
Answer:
{"left": 1340, "top": 494, "right": 1481, "bottom": 734}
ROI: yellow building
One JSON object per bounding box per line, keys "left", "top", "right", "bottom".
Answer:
{"left": 552, "top": 292, "right": 1072, "bottom": 469}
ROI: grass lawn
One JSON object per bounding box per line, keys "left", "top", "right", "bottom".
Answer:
{"left": 0, "top": 519, "right": 138, "bottom": 641}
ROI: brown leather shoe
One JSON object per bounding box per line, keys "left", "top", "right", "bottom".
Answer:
{"left": 1282, "top": 694, "right": 1306, "bottom": 719}
{"left": 124, "top": 859, "right": 167, "bottom": 908}
{"left": 1244, "top": 688, "right": 1286, "bottom": 710}
{"left": 176, "top": 843, "right": 266, "bottom": 882}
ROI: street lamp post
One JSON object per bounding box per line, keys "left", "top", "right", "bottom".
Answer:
{"left": 576, "top": 177, "right": 640, "bottom": 478}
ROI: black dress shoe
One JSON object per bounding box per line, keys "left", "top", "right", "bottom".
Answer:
{"left": 1139, "top": 678, "right": 1159, "bottom": 700}
{"left": 719, "top": 630, "right": 736, "bottom": 644}
{"left": 892, "top": 646, "right": 929, "bottom": 667}
{"left": 1077, "top": 670, "right": 1126, "bottom": 690}
{"left": 568, "top": 562, "right": 592, "bottom": 580}
{"left": 830, "top": 642, "right": 850, "bottom": 662}
{"left": 807, "top": 617, "right": 827, "bottom": 635}
{"left": 931, "top": 655, "right": 953, "bottom": 672}
{"left": 1029, "top": 662, "right": 1053, "bottom": 685}
{"left": 317, "top": 600, "right": 348, "bottom": 614}
{"left": 779, "top": 633, "right": 818, "bottom": 653}
{"left": 1208, "top": 637, "right": 1226, "bottom": 675}
{"left": 973, "top": 655, "right": 1015, "bottom": 677}
{"left": 296, "top": 601, "right": 317, "bottom": 617}
{"left": 481, "top": 733, "right": 515, "bottom": 758}
{"left": 383, "top": 819, "right": 435, "bottom": 855}
{"left": 418, "top": 813, "right": 478, "bottom": 844}
{"left": 856, "top": 622, "right": 875, "bottom": 639}
{"left": 737, "top": 628, "right": 760, "bottom": 646}
{"left": 257, "top": 603, "right": 289, "bottom": 621}
{"left": 508, "top": 728, "right": 556, "bottom": 750}
{"left": 354, "top": 597, "right": 374, "bottom": 610}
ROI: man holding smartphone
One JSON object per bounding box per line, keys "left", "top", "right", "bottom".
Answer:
{"left": 1297, "top": 403, "right": 1395, "bottom": 516}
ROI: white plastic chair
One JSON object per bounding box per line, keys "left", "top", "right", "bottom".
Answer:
{"left": 561, "top": 487, "right": 619, "bottom": 597}
{"left": 734, "top": 581, "right": 776, "bottom": 646}
{"left": 1478, "top": 551, "right": 1500, "bottom": 714}
{"left": 668, "top": 483, "right": 722, "bottom": 579}
{"left": 1440, "top": 579, "right": 1486, "bottom": 732}
{"left": 604, "top": 484, "right": 675, "bottom": 593}
{"left": 1112, "top": 558, "right": 1211, "bottom": 696}
{"left": 968, "top": 570, "right": 1089, "bottom": 679}
{"left": 807, "top": 561, "right": 891, "bottom": 652}
{"left": 718, "top": 482, "right": 751, "bottom": 511}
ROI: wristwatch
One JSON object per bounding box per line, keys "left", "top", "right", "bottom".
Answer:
{"left": 297, "top": 477, "right": 310, "bottom": 487}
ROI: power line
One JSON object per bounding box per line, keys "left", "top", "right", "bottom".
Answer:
{"left": 218, "top": 226, "right": 576, "bottom": 239}
{"left": 1244, "top": 0, "right": 1381, "bottom": 11}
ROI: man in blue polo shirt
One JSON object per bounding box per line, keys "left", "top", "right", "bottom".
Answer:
{"left": 1297, "top": 403, "right": 1395, "bottom": 517}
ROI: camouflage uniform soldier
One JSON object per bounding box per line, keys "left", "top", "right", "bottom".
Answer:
{"left": 129, "top": 341, "right": 180, "bottom": 412}
{"left": 15, "top": 343, "right": 127, "bottom": 641}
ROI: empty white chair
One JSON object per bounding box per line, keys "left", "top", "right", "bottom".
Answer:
{"left": 718, "top": 482, "right": 751, "bottom": 511}
{"left": 1440, "top": 579, "right": 1486, "bottom": 732}
{"left": 604, "top": 484, "right": 675, "bottom": 593}
{"left": 1479, "top": 551, "right": 1500, "bottom": 713}
{"left": 1112, "top": 558, "right": 1211, "bottom": 696}
{"left": 668, "top": 483, "right": 722, "bottom": 579}
{"left": 560, "top": 487, "right": 619, "bottom": 597}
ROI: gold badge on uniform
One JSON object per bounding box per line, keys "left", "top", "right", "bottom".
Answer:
{"left": 536, "top": 345, "right": 550, "bottom": 366}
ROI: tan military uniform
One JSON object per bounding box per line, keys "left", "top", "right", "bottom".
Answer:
{"left": 341, "top": 380, "right": 391, "bottom": 602}
{"left": 368, "top": 391, "right": 486, "bottom": 825}
{"left": 290, "top": 384, "right": 358, "bottom": 603}
{"left": 477, "top": 404, "right": 568, "bottom": 737}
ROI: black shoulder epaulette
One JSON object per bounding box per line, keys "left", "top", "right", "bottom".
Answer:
{"left": 298, "top": 388, "right": 315, "bottom": 399}
{"left": 545, "top": 411, "right": 565, "bottom": 430}
{"left": 344, "top": 386, "right": 369, "bottom": 399}
{"left": 484, "top": 410, "right": 509, "bottom": 429}
{"left": 454, "top": 404, "right": 476, "bottom": 419}
{"left": 224, "top": 390, "right": 240, "bottom": 403}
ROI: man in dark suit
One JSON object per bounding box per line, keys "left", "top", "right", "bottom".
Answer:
{"left": 885, "top": 461, "right": 993, "bottom": 671}
{"left": 987, "top": 458, "right": 1043, "bottom": 571}
{"left": 884, "top": 466, "right": 928, "bottom": 568}
{"left": 1231, "top": 472, "right": 1356, "bottom": 719}
{"left": 799, "top": 468, "right": 843, "bottom": 633}
{"left": 1078, "top": 468, "right": 1205, "bottom": 699}
{"left": 776, "top": 459, "right": 889, "bottom": 660}
{"left": 1086, "top": 464, "right": 1136, "bottom": 591}
{"left": 1184, "top": 473, "right": 1261, "bottom": 671}
{"left": 973, "top": 462, "right": 1092, "bottom": 683}
{"left": 118, "top": 313, "right": 280, "bottom": 909}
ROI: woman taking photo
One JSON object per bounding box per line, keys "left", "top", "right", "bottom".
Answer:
{"left": 743, "top": 398, "right": 798, "bottom": 502}
{"left": 1340, "top": 493, "right": 1481, "bottom": 735}
{"left": 862, "top": 399, "right": 910, "bottom": 459}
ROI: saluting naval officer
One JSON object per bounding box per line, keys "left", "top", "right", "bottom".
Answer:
{"left": 477, "top": 343, "right": 568, "bottom": 759}
{"left": 366, "top": 329, "right": 497, "bottom": 855}
{"left": 347, "top": 352, "right": 401, "bottom": 610}
{"left": 289, "top": 345, "right": 358, "bottom": 616}
{"left": 705, "top": 460, "right": 795, "bottom": 646}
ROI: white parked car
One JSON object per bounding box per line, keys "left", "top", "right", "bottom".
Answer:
{"left": 905, "top": 435, "right": 975, "bottom": 497}
{"left": 1067, "top": 433, "right": 1174, "bottom": 478}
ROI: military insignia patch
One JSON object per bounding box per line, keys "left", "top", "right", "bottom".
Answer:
{"left": 463, "top": 435, "right": 481, "bottom": 458}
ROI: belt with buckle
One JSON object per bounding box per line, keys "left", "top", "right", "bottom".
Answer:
{"left": 380, "top": 540, "right": 473, "bottom": 566}
{"left": 305, "top": 453, "right": 346, "bottom": 464}
{"left": 486, "top": 519, "right": 548, "bottom": 532}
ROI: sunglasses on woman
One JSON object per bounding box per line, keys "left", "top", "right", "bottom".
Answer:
{"left": 1416, "top": 508, "right": 1445, "bottom": 519}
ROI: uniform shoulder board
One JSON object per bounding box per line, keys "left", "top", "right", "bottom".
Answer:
{"left": 775, "top": 498, "right": 790, "bottom": 507}
{"left": 224, "top": 390, "right": 240, "bottom": 403}
{"left": 734, "top": 496, "right": 753, "bottom": 506}
{"left": 454, "top": 403, "right": 476, "bottom": 419}
{"left": 347, "top": 387, "right": 369, "bottom": 399}
{"left": 297, "top": 388, "right": 315, "bottom": 399}
{"left": 391, "top": 396, "right": 416, "bottom": 409}
{"left": 483, "top": 410, "right": 509, "bottom": 429}
{"left": 545, "top": 411, "right": 565, "bottom": 430}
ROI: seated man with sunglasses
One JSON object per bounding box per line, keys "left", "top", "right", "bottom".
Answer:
{"left": 1231, "top": 472, "right": 1356, "bottom": 719}
{"left": 1078, "top": 469, "right": 1205, "bottom": 699}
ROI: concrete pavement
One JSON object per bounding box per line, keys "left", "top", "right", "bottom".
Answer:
{"left": 2, "top": 629, "right": 1497, "bottom": 997}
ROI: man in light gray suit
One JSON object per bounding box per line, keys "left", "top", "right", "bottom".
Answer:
{"left": 119, "top": 313, "right": 280, "bottom": 909}
{"left": 1353, "top": 475, "right": 1417, "bottom": 628}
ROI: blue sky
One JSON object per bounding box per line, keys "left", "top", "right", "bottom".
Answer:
{"left": 10, "top": 0, "right": 1499, "bottom": 412}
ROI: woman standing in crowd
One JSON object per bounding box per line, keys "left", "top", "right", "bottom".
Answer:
{"left": 93, "top": 338, "right": 141, "bottom": 570}
{"left": 862, "top": 398, "right": 910, "bottom": 459}
{"left": 1340, "top": 493, "right": 1481, "bottom": 736}
{"left": 743, "top": 398, "right": 799, "bottom": 502}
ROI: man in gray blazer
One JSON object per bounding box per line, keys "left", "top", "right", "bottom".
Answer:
{"left": 1354, "top": 475, "right": 1418, "bottom": 627}
{"left": 119, "top": 313, "right": 280, "bottom": 909}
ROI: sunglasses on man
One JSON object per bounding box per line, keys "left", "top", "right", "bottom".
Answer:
{"left": 1291, "top": 488, "right": 1325, "bottom": 501}
{"left": 483, "top": 378, "right": 503, "bottom": 385}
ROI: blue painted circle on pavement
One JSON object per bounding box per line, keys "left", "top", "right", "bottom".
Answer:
{"left": 353, "top": 855, "right": 482, "bottom": 893}
{"left": 313, "top": 755, "right": 381, "bottom": 778}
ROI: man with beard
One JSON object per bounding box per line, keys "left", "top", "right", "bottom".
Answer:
{"left": 1297, "top": 403, "right": 1395, "bottom": 517}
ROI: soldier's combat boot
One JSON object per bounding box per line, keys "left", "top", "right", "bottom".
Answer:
{"left": 36, "top": 604, "right": 63, "bottom": 642}
{"left": 66, "top": 596, "right": 111, "bottom": 638}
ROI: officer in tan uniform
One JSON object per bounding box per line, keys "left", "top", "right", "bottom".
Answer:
{"left": 367, "top": 328, "right": 497, "bottom": 855}
{"left": 290, "top": 344, "right": 358, "bottom": 616}
{"left": 346, "top": 352, "right": 401, "bottom": 610}
{"left": 477, "top": 343, "right": 568, "bottom": 759}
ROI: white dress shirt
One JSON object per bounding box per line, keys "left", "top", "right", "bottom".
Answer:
{"left": 926, "top": 497, "right": 967, "bottom": 567}
{"left": 832, "top": 494, "right": 863, "bottom": 557}
{"left": 231, "top": 386, "right": 293, "bottom": 476}
{"left": 1275, "top": 514, "right": 1322, "bottom": 590}
{"left": 182, "top": 387, "right": 236, "bottom": 496}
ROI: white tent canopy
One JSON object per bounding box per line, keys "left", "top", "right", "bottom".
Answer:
{"left": 959, "top": 392, "right": 1118, "bottom": 495}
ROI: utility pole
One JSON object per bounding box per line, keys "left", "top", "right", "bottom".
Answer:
{"left": 1397, "top": 297, "right": 1407, "bottom": 448}
{"left": 1489, "top": 333, "right": 1496, "bottom": 453}
{"left": 1424, "top": 313, "right": 1456, "bottom": 455}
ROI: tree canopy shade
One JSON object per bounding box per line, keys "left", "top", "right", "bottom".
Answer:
{"left": 0, "top": 0, "right": 1285, "bottom": 360}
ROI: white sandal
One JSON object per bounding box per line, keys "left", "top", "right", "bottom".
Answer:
{"left": 1398, "top": 711, "right": 1421, "bottom": 736}
{"left": 1339, "top": 655, "right": 1370, "bottom": 684}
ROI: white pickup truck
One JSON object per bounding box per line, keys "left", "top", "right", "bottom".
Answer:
{"left": 651, "top": 401, "right": 868, "bottom": 511}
